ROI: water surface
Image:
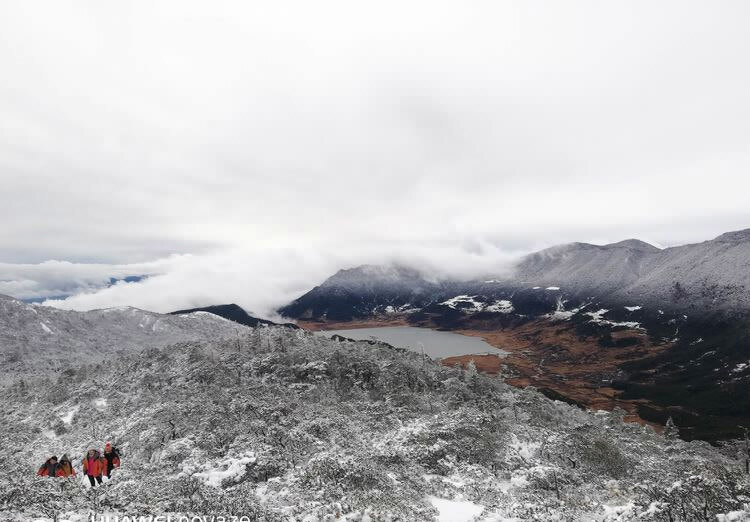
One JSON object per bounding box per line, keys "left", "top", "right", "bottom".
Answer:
{"left": 320, "top": 326, "right": 507, "bottom": 359}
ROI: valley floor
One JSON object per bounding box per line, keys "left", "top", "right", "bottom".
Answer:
{"left": 303, "top": 317, "right": 670, "bottom": 429}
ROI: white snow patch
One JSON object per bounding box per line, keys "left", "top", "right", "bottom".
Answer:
{"left": 508, "top": 434, "right": 540, "bottom": 461}
{"left": 547, "top": 296, "right": 581, "bottom": 321}
{"left": 93, "top": 398, "right": 107, "bottom": 409}
{"left": 485, "top": 300, "right": 514, "bottom": 313}
{"left": 181, "top": 311, "right": 234, "bottom": 324}
{"left": 532, "top": 286, "right": 541, "bottom": 290}
{"left": 40, "top": 322, "right": 53, "bottom": 334}
{"left": 600, "top": 501, "right": 636, "bottom": 520}
{"left": 428, "top": 496, "right": 484, "bottom": 522}
{"left": 42, "top": 429, "right": 56, "bottom": 440}
{"left": 731, "top": 362, "right": 749, "bottom": 374}
{"left": 440, "top": 295, "right": 484, "bottom": 312}
{"left": 545, "top": 286, "right": 560, "bottom": 290}
{"left": 59, "top": 406, "right": 79, "bottom": 425}
{"left": 585, "top": 309, "right": 642, "bottom": 330}
{"left": 624, "top": 306, "right": 642, "bottom": 311}
{"left": 609, "top": 321, "right": 642, "bottom": 329}
{"left": 586, "top": 309, "right": 610, "bottom": 322}
{"left": 440, "top": 295, "right": 514, "bottom": 314}
{"left": 717, "top": 507, "right": 750, "bottom": 521}
{"left": 192, "top": 452, "right": 257, "bottom": 488}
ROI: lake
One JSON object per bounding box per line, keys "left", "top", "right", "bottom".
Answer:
{"left": 319, "top": 326, "right": 507, "bottom": 359}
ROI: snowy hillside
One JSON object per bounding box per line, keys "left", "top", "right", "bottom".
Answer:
{"left": 1, "top": 326, "right": 749, "bottom": 521}
{"left": 515, "top": 229, "right": 750, "bottom": 312}
{"left": 0, "top": 294, "right": 249, "bottom": 374}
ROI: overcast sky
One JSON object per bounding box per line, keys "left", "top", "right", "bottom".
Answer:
{"left": 1, "top": 1, "right": 749, "bottom": 316}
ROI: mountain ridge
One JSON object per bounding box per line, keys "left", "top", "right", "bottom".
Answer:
{"left": 0, "top": 295, "right": 252, "bottom": 374}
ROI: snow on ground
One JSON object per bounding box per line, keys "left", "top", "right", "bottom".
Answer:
{"left": 440, "top": 296, "right": 514, "bottom": 314}
{"left": 508, "top": 434, "right": 539, "bottom": 461}
{"left": 383, "top": 303, "right": 419, "bottom": 314}
{"left": 59, "top": 405, "right": 79, "bottom": 425}
{"left": 585, "top": 309, "right": 642, "bottom": 330}
{"left": 599, "top": 501, "right": 636, "bottom": 520}
{"left": 608, "top": 321, "right": 642, "bottom": 329}
{"left": 441, "top": 295, "right": 484, "bottom": 312}
{"left": 717, "top": 506, "right": 750, "bottom": 521}
{"left": 42, "top": 429, "right": 56, "bottom": 439}
{"left": 484, "top": 300, "right": 514, "bottom": 313}
{"left": 548, "top": 309, "right": 576, "bottom": 321}
{"left": 624, "top": 306, "right": 642, "bottom": 311}
{"left": 428, "top": 496, "right": 484, "bottom": 522}
{"left": 190, "top": 452, "right": 257, "bottom": 487}
{"left": 479, "top": 515, "right": 522, "bottom": 522}
{"left": 39, "top": 322, "right": 53, "bottom": 334}
{"left": 545, "top": 286, "right": 560, "bottom": 290}
{"left": 547, "top": 296, "right": 582, "bottom": 321}
{"left": 732, "top": 362, "right": 749, "bottom": 374}
{"left": 93, "top": 398, "right": 107, "bottom": 409}
{"left": 586, "top": 309, "right": 610, "bottom": 321}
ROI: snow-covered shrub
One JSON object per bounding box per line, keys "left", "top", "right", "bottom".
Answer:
{"left": 301, "top": 453, "right": 385, "bottom": 492}
{"left": 2, "top": 326, "right": 749, "bottom": 521}
{"left": 574, "top": 434, "right": 631, "bottom": 478}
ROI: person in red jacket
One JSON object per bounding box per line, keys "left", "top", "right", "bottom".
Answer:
{"left": 103, "top": 442, "right": 120, "bottom": 479}
{"left": 56, "top": 454, "right": 76, "bottom": 477}
{"left": 37, "top": 456, "right": 59, "bottom": 477}
{"left": 82, "top": 449, "right": 104, "bottom": 487}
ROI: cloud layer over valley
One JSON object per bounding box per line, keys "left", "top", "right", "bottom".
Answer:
{"left": 2, "top": 1, "right": 750, "bottom": 313}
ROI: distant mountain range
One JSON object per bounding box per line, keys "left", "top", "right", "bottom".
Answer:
{"left": 279, "top": 228, "right": 750, "bottom": 441}
{"left": 280, "top": 229, "right": 750, "bottom": 322}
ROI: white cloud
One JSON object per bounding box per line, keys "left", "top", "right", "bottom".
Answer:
{"left": 36, "top": 241, "right": 521, "bottom": 318}
{"left": 1, "top": 1, "right": 749, "bottom": 308}
{"left": 0, "top": 256, "right": 186, "bottom": 301}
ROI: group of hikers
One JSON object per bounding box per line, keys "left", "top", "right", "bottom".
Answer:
{"left": 37, "top": 443, "right": 121, "bottom": 487}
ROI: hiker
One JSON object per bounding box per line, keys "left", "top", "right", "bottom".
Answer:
{"left": 102, "top": 442, "right": 120, "bottom": 479}
{"left": 36, "top": 456, "right": 59, "bottom": 477}
{"left": 56, "top": 454, "right": 76, "bottom": 477}
{"left": 82, "top": 449, "right": 104, "bottom": 487}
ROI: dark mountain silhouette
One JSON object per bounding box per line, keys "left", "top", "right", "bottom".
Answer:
{"left": 170, "top": 303, "right": 298, "bottom": 329}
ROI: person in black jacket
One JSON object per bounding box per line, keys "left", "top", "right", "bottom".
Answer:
{"left": 103, "top": 442, "right": 120, "bottom": 479}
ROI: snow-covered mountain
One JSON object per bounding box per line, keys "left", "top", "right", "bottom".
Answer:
{"left": 515, "top": 229, "right": 750, "bottom": 312}
{"left": 3, "top": 326, "right": 748, "bottom": 520}
{"left": 0, "top": 294, "right": 250, "bottom": 373}
{"left": 281, "top": 229, "right": 750, "bottom": 322}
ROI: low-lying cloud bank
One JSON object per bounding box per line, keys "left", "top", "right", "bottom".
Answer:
{"left": 4, "top": 241, "right": 522, "bottom": 319}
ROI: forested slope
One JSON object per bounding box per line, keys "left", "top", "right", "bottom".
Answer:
{"left": 2, "top": 326, "right": 749, "bottom": 521}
